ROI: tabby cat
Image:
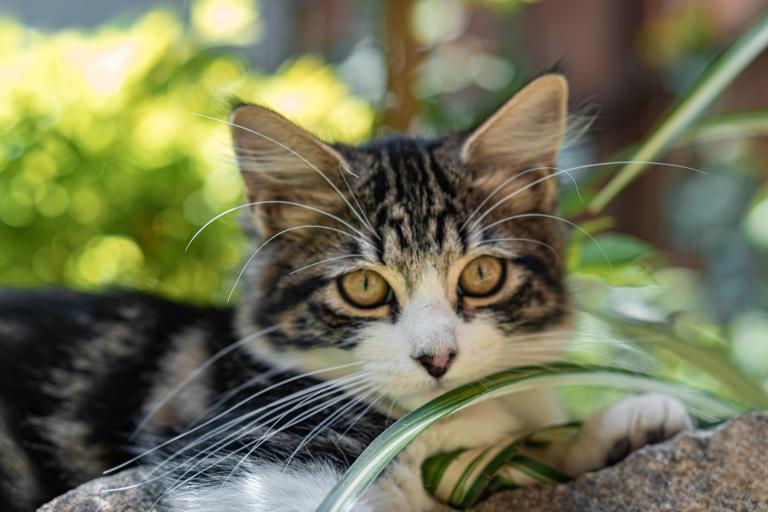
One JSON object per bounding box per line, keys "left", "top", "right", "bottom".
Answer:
{"left": 0, "top": 75, "right": 692, "bottom": 511}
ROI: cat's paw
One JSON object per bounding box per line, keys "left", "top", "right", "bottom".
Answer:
{"left": 563, "top": 393, "right": 693, "bottom": 476}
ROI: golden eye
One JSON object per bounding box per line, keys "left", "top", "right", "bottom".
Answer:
{"left": 338, "top": 270, "right": 391, "bottom": 308}
{"left": 458, "top": 256, "right": 505, "bottom": 297}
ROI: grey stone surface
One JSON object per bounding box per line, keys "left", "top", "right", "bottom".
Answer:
{"left": 37, "top": 468, "right": 164, "bottom": 512}
{"left": 40, "top": 413, "right": 768, "bottom": 512}
{"left": 468, "top": 412, "right": 768, "bottom": 512}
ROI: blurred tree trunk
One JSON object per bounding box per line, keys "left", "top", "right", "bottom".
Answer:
{"left": 382, "top": 0, "right": 420, "bottom": 131}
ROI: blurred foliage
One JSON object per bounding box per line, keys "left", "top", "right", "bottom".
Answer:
{"left": 0, "top": 6, "right": 373, "bottom": 304}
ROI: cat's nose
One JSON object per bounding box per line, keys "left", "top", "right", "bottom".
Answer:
{"left": 414, "top": 351, "right": 457, "bottom": 379}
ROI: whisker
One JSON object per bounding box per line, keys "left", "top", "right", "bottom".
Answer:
{"left": 476, "top": 237, "right": 560, "bottom": 262}
{"left": 218, "top": 381, "right": 376, "bottom": 484}
{"left": 190, "top": 112, "right": 377, "bottom": 240}
{"left": 159, "top": 381, "right": 376, "bottom": 499}
{"left": 280, "top": 386, "right": 382, "bottom": 471}
{"left": 104, "top": 374, "right": 370, "bottom": 492}
{"left": 461, "top": 166, "right": 581, "bottom": 231}
{"left": 468, "top": 168, "right": 586, "bottom": 231}
{"left": 152, "top": 374, "right": 370, "bottom": 480}
{"left": 185, "top": 367, "right": 286, "bottom": 428}
{"left": 463, "top": 159, "right": 706, "bottom": 234}
{"left": 289, "top": 254, "right": 366, "bottom": 275}
{"left": 227, "top": 224, "right": 378, "bottom": 303}
{"left": 479, "top": 213, "right": 613, "bottom": 268}
{"left": 338, "top": 163, "right": 379, "bottom": 239}
{"left": 185, "top": 200, "right": 373, "bottom": 252}
{"left": 130, "top": 326, "right": 280, "bottom": 438}
{"left": 103, "top": 362, "right": 362, "bottom": 476}
{"left": 336, "top": 389, "right": 384, "bottom": 440}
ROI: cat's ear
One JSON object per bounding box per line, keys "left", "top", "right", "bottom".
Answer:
{"left": 230, "top": 104, "right": 349, "bottom": 236}
{"left": 461, "top": 74, "right": 568, "bottom": 212}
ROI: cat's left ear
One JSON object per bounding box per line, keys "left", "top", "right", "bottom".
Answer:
{"left": 229, "top": 104, "right": 350, "bottom": 237}
{"left": 461, "top": 74, "right": 568, "bottom": 212}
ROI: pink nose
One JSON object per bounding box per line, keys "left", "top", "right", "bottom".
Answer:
{"left": 415, "top": 351, "right": 457, "bottom": 379}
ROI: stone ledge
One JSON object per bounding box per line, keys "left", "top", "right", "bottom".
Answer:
{"left": 465, "top": 412, "right": 768, "bottom": 512}
{"left": 40, "top": 413, "right": 768, "bottom": 512}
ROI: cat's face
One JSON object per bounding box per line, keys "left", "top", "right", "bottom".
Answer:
{"left": 232, "top": 75, "right": 571, "bottom": 411}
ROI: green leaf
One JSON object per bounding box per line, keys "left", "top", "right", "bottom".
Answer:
{"left": 588, "top": 310, "right": 768, "bottom": 410}
{"left": 578, "top": 233, "right": 653, "bottom": 268}
{"left": 423, "top": 424, "right": 582, "bottom": 508}
{"left": 588, "top": 11, "right": 768, "bottom": 213}
{"left": 679, "top": 110, "right": 768, "bottom": 144}
{"left": 316, "top": 364, "right": 742, "bottom": 512}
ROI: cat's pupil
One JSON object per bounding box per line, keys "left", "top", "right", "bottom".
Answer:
{"left": 476, "top": 264, "right": 485, "bottom": 280}
{"left": 363, "top": 274, "right": 369, "bottom": 292}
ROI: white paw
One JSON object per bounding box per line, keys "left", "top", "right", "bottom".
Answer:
{"left": 564, "top": 393, "right": 693, "bottom": 476}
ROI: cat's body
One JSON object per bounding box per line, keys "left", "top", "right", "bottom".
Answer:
{"left": 0, "top": 289, "right": 567, "bottom": 511}
{"left": 0, "top": 76, "right": 692, "bottom": 511}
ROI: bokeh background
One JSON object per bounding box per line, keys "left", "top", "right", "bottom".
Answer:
{"left": 1, "top": 0, "right": 767, "bottom": 404}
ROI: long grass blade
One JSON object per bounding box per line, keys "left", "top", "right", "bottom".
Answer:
{"left": 588, "top": 11, "right": 768, "bottom": 213}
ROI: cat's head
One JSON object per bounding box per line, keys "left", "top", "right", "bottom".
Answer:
{"left": 231, "top": 75, "right": 571, "bottom": 411}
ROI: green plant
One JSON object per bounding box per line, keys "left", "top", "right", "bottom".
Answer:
{"left": 588, "top": 10, "right": 768, "bottom": 212}
{"left": 317, "top": 364, "right": 742, "bottom": 512}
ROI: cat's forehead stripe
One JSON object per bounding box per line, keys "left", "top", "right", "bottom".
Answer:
{"left": 363, "top": 142, "right": 465, "bottom": 264}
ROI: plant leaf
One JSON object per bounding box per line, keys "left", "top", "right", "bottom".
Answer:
{"left": 316, "top": 363, "right": 742, "bottom": 512}
{"left": 678, "top": 110, "right": 768, "bottom": 144}
{"left": 588, "top": 11, "right": 768, "bottom": 213}
{"left": 577, "top": 233, "right": 653, "bottom": 268}
{"left": 588, "top": 310, "right": 768, "bottom": 410}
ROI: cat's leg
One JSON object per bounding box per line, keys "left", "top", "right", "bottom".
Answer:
{"left": 166, "top": 461, "right": 437, "bottom": 512}
{"left": 562, "top": 393, "right": 693, "bottom": 475}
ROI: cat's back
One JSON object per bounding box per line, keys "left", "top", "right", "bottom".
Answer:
{"left": 0, "top": 288, "right": 233, "bottom": 511}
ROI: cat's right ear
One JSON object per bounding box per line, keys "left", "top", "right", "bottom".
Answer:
{"left": 230, "top": 105, "right": 349, "bottom": 237}
{"left": 460, "top": 74, "right": 568, "bottom": 213}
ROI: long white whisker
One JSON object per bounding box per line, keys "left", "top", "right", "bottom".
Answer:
{"left": 221, "top": 381, "right": 377, "bottom": 482}
{"left": 227, "top": 224, "right": 377, "bottom": 303}
{"left": 476, "top": 237, "right": 560, "bottom": 262}
{"left": 460, "top": 166, "right": 563, "bottom": 231}
{"left": 185, "top": 200, "right": 372, "bottom": 252}
{"left": 336, "top": 389, "right": 384, "bottom": 440}
{"left": 339, "top": 163, "right": 379, "bottom": 239}
{"left": 157, "top": 381, "right": 375, "bottom": 500}
{"left": 130, "top": 326, "right": 280, "bottom": 438}
{"left": 103, "top": 362, "right": 362, "bottom": 476}
{"left": 104, "top": 373, "right": 371, "bottom": 492}
{"left": 469, "top": 168, "right": 585, "bottom": 230}
{"left": 151, "top": 374, "right": 369, "bottom": 480}
{"left": 463, "top": 159, "right": 706, "bottom": 233}
{"left": 289, "top": 254, "right": 366, "bottom": 275}
{"left": 185, "top": 367, "right": 285, "bottom": 428}
{"left": 191, "top": 112, "right": 375, "bottom": 239}
{"left": 479, "top": 213, "right": 613, "bottom": 268}
{"left": 280, "top": 386, "right": 381, "bottom": 471}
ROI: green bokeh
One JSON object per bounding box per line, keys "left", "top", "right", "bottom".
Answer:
{"left": 0, "top": 9, "right": 374, "bottom": 304}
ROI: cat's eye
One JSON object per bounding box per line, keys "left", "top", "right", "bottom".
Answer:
{"left": 458, "top": 256, "right": 505, "bottom": 297}
{"left": 338, "top": 270, "right": 391, "bottom": 309}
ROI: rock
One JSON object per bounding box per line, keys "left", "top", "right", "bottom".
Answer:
{"left": 40, "top": 413, "right": 768, "bottom": 512}
{"left": 37, "top": 468, "right": 164, "bottom": 512}
{"left": 468, "top": 412, "right": 768, "bottom": 512}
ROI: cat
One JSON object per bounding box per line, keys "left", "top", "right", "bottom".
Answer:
{"left": 0, "top": 74, "right": 692, "bottom": 512}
